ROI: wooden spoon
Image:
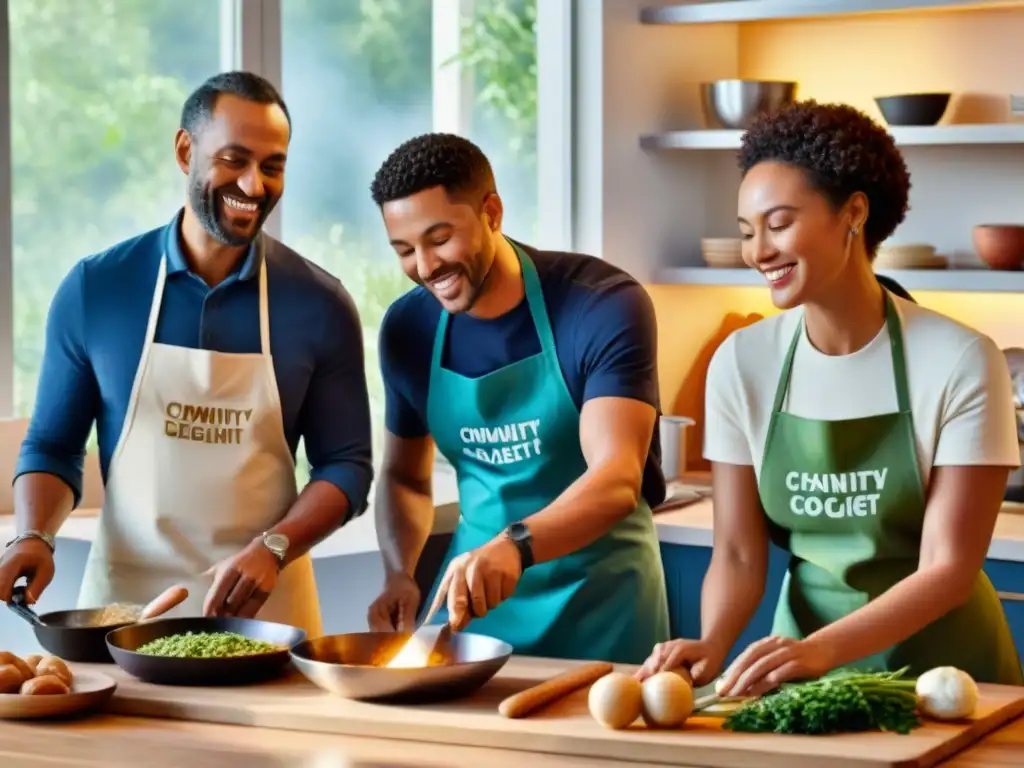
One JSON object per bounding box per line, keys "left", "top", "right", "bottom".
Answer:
{"left": 139, "top": 585, "right": 189, "bottom": 620}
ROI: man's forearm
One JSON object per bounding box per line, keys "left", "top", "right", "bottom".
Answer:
{"left": 13, "top": 472, "right": 75, "bottom": 537}
{"left": 514, "top": 462, "right": 639, "bottom": 564}
{"left": 265, "top": 480, "right": 351, "bottom": 566}
{"left": 375, "top": 476, "right": 434, "bottom": 578}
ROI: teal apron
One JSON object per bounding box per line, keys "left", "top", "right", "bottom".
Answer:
{"left": 421, "top": 243, "right": 670, "bottom": 664}
{"left": 759, "top": 292, "right": 1023, "bottom": 684}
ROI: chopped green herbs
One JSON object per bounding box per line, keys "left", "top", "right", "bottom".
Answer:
{"left": 722, "top": 667, "right": 921, "bottom": 735}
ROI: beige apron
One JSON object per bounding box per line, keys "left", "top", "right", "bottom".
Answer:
{"left": 78, "top": 251, "right": 323, "bottom": 638}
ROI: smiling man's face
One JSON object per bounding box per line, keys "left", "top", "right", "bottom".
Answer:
{"left": 381, "top": 185, "right": 501, "bottom": 314}
{"left": 180, "top": 94, "right": 290, "bottom": 246}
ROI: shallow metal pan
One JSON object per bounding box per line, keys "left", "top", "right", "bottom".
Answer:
{"left": 7, "top": 585, "right": 138, "bottom": 662}
{"left": 289, "top": 626, "right": 512, "bottom": 703}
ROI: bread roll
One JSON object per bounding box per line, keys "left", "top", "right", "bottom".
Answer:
{"left": 23, "top": 654, "right": 43, "bottom": 675}
{"left": 36, "top": 656, "right": 73, "bottom": 686}
{"left": 20, "top": 674, "right": 70, "bottom": 695}
{"left": 0, "top": 664, "right": 23, "bottom": 693}
{"left": 0, "top": 652, "right": 33, "bottom": 683}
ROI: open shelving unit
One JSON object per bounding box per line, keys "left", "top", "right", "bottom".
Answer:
{"left": 639, "top": 0, "right": 1024, "bottom": 25}
{"left": 656, "top": 267, "right": 1024, "bottom": 293}
{"left": 641, "top": 123, "right": 1024, "bottom": 151}
{"left": 627, "top": 0, "right": 1024, "bottom": 293}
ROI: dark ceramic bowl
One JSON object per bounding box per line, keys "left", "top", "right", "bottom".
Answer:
{"left": 875, "top": 92, "right": 951, "bottom": 126}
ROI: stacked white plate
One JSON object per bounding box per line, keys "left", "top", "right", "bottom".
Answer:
{"left": 875, "top": 242, "right": 947, "bottom": 270}
{"left": 701, "top": 238, "right": 745, "bottom": 268}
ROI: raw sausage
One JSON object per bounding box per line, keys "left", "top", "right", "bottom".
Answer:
{"left": 498, "top": 661, "right": 614, "bottom": 718}
{"left": 140, "top": 584, "right": 190, "bottom": 620}
{"left": 20, "top": 674, "right": 70, "bottom": 695}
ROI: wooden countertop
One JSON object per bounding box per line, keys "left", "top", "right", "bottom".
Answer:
{"left": 0, "top": 700, "right": 1021, "bottom": 767}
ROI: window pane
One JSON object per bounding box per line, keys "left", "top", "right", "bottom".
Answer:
{"left": 463, "top": 0, "right": 539, "bottom": 242}
{"left": 281, "top": 1, "right": 539, "bottom": 497}
{"left": 10, "top": 0, "right": 220, "bottom": 417}
{"left": 280, "top": 0, "right": 434, "bottom": 486}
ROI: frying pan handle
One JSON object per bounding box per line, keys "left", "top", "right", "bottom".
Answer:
{"left": 7, "top": 585, "right": 45, "bottom": 626}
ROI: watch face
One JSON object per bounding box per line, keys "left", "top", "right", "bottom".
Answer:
{"left": 508, "top": 523, "right": 530, "bottom": 542}
{"left": 264, "top": 533, "right": 288, "bottom": 554}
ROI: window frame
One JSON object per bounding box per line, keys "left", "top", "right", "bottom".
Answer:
{"left": 0, "top": 0, "right": 575, "bottom": 425}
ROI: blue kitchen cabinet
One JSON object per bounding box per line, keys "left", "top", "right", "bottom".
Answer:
{"left": 983, "top": 558, "right": 1024, "bottom": 660}
{"left": 661, "top": 544, "right": 1024, "bottom": 667}
{"left": 659, "top": 542, "right": 790, "bottom": 666}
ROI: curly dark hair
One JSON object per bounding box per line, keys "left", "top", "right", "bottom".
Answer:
{"left": 738, "top": 100, "right": 911, "bottom": 256}
{"left": 370, "top": 132, "right": 496, "bottom": 207}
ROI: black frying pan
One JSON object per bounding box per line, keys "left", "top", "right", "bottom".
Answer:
{"left": 6, "top": 583, "right": 190, "bottom": 663}
{"left": 7, "top": 585, "right": 136, "bottom": 662}
{"left": 105, "top": 616, "right": 306, "bottom": 685}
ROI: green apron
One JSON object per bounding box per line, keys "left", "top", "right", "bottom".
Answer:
{"left": 759, "top": 292, "right": 1023, "bottom": 684}
{"left": 421, "top": 242, "right": 670, "bottom": 664}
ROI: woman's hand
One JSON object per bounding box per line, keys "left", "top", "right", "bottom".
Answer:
{"left": 634, "top": 638, "right": 727, "bottom": 686}
{"left": 715, "top": 636, "right": 836, "bottom": 697}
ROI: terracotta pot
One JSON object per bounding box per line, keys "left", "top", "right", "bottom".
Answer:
{"left": 974, "top": 225, "right": 1024, "bottom": 270}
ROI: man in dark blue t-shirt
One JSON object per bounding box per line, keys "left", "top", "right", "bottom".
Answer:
{"left": 365, "top": 133, "right": 670, "bottom": 664}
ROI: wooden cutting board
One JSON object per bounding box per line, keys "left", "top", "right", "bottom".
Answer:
{"left": 81, "top": 657, "right": 1024, "bottom": 768}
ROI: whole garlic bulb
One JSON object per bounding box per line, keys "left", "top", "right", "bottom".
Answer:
{"left": 915, "top": 666, "right": 979, "bottom": 721}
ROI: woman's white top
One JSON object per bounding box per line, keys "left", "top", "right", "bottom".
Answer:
{"left": 703, "top": 295, "right": 1021, "bottom": 488}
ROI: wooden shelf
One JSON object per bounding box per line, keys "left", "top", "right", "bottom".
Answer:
{"left": 639, "top": 0, "right": 1023, "bottom": 25}
{"left": 641, "top": 124, "right": 1024, "bottom": 151}
{"left": 654, "top": 267, "right": 1024, "bottom": 292}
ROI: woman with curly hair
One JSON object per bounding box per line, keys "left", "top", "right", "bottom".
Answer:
{"left": 637, "top": 101, "right": 1023, "bottom": 692}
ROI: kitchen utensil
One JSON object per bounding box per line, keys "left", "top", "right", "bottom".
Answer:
{"left": 659, "top": 415, "right": 696, "bottom": 481}
{"left": 6, "top": 584, "right": 188, "bottom": 663}
{"left": 1002, "top": 347, "right": 1024, "bottom": 502}
{"left": 700, "top": 80, "right": 797, "bottom": 130}
{"left": 498, "top": 661, "right": 613, "bottom": 718}
{"left": 102, "top": 654, "right": 1024, "bottom": 768}
{"left": 0, "top": 668, "right": 117, "bottom": 720}
{"left": 875, "top": 92, "right": 951, "bottom": 126}
{"left": 289, "top": 627, "right": 512, "bottom": 703}
{"left": 974, "top": 224, "right": 1024, "bottom": 270}
{"left": 105, "top": 616, "right": 305, "bottom": 685}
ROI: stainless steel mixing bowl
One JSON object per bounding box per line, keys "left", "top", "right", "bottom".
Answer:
{"left": 701, "top": 79, "right": 797, "bottom": 129}
{"left": 289, "top": 626, "right": 513, "bottom": 703}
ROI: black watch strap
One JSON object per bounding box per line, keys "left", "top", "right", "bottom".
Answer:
{"left": 505, "top": 522, "right": 534, "bottom": 570}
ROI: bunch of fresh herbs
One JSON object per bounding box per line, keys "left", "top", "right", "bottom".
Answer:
{"left": 722, "top": 667, "right": 921, "bottom": 735}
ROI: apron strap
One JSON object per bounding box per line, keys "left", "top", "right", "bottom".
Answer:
{"left": 258, "top": 257, "right": 271, "bottom": 356}
{"left": 512, "top": 242, "right": 557, "bottom": 353}
{"left": 770, "top": 290, "right": 911, "bottom": 415}
{"left": 884, "top": 292, "right": 912, "bottom": 414}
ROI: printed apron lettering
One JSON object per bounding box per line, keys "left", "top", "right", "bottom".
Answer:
{"left": 77, "top": 245, "right": 322, "bottom": 639}
{"left": 421, "top": 242, "right": 669, "bottom": 664}
{"left": 759, "top": 292, "right": 1022, "bottom": 684}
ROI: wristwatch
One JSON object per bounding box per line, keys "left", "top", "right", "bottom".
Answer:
{"left": 504, "top": 522, "right": 534, "bottom": 570}
{"left": 4, "top": 530, "right": 55, "bottom": 553}
{"left": 261, "top": 531, "right": 289, "bottom": 563}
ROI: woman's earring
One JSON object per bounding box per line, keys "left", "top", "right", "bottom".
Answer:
{"left": 850, "top": 226, "right": 860, "bottom": 236}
